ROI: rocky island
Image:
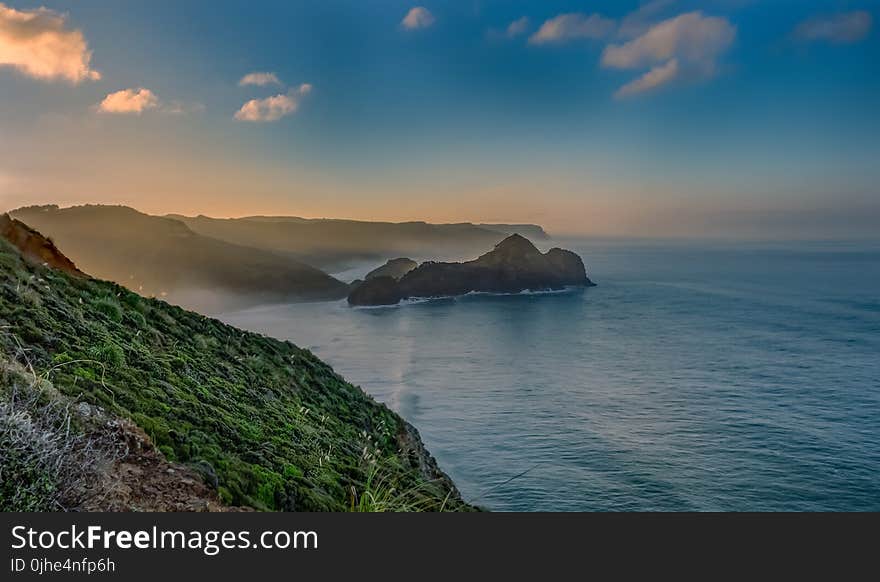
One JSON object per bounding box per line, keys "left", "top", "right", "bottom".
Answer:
{"left": 348, "top": 234, "right": 595, "bottom": 306}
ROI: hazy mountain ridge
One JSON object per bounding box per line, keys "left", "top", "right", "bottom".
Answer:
{"left": 10, "top": 205, "right": 349, "bottom": 312}
{"left": 168, "top": 213, "right": 549, "bottom": 270}
{"left": 7, "top": 204, "right": 552, "bottom": 311}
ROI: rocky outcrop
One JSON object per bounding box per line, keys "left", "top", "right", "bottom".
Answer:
{"left": 347, "top": 234, "right": 594, "bottom": 306}
{"left": 347, "top": 276, "right": 405, "bottom": 306}
{"left": 0, "top": 213, "right": 84, "bottom": 277}
{"left": 365, "top": 258, "right": 418, "bottom": 281}
{"left": 545, "top": 248, "right": 587, "bottom": 280}
{"left": 396, "top": 420, "right": 465, "bottom": 503}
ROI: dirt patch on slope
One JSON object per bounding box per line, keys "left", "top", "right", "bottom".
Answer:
{"left": 78, "top": 414, "right": 247, "bottom": 512}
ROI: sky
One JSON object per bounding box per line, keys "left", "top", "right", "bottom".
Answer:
{"left": 0, "top": 0, "right": 878, "bottom": 238}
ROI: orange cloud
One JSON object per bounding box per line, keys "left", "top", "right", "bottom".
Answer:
{"left": 401, "top": 7, "right": 434, "bottom": 30}
{"left": 98, "top": 88, "right": 160, "bottom": 114}
{"left": 0, "top": 2, "right": 100, "bottom": 83}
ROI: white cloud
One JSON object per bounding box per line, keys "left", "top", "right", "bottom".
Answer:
{"left": 529, "top": 13, "right": 615, "bottom": 45}
{"left": 234, "top": 83, "right": 312, "bottom": 122}
{"left": 239, "top": 72, "right": 281, "bottom": 86}
{"left": 0, "top": 2, "right": 100, "bottom": 83}
{"left": 614, "top": 58, "right": 679, "bottom": 98}
{"left": 794, "top": 11, "right": 872, "bottom": 44}
{"left": 618, "top": 0, "right": 676, "bottom": 39}
{"left": 602, "top": 12, "right": 734, "bottom": 71}
{"left": 506, "top": 17, "right": 530, "bottom": 38}
{"left": 235, "top": 94, "right": 295, "bottom": 122}
{"left": 401, "top": 7, "right": 435, "bottom": 30}
{"left": 97, "top": 88, "right": 159, "bottom": 114}
{"left": 601, "top": 12, "right": 735, "bottom": 97}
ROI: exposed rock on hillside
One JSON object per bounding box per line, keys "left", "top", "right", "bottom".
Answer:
{"left": 0, "top": 214, "right": 83, "bottom": 277}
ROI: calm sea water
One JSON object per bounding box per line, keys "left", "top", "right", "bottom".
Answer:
{"left": 220, "top": 239, "right": 880, "bottom": 511}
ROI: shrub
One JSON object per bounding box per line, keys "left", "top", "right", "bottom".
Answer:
{"left": 90, "top": 341, "right": 125, "bottom": 369}
{"left": 0, "top": 364, "right": 118, "bottom": 511}
{"left": 125, "top": 311, "right": 147, "bottom": 329}
{"left": 348, "top": 466, "right": 442, "bottom": 512}
{"left": 120, "top": 291, "right": 143, "bottom": 311}
{"left": 92, "top": 298, "right": 122, "bottom": 322}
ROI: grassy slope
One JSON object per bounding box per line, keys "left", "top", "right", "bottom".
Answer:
{"left": 0, "top": 237, "right": 467, "bottom": 511}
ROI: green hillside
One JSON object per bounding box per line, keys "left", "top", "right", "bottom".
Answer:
{"left": 0, "top": 225, "right": 468, "bottom": 511}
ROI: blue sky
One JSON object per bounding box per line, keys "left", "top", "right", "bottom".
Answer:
{"left": 0, "top": 0, "right": 878, "bottom": 237}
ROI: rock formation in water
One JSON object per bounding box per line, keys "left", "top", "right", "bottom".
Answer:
{"left": 348, "top": 276, "right": 406, "bottom": 306}
{"left": 348, "top": 234, "right": 594, "bottom": 306}
{"left": 365, "top": 258, "right": 419, "bottom": 281}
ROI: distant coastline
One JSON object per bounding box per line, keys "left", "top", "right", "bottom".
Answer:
{"left": 8, "top": 204, "right": 552, "bottom": 313}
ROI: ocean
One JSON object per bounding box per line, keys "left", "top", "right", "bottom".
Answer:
{"left": 220, "top": 239, "right": 880, "bottom": 511}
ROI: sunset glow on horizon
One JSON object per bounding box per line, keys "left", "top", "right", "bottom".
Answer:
{"left": 1, "top": 1, "right": 878, "bottom": 238}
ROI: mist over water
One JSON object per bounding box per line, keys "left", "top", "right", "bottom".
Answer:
{"left": 220, "top": 239, "right": 880, "bottom": 511}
